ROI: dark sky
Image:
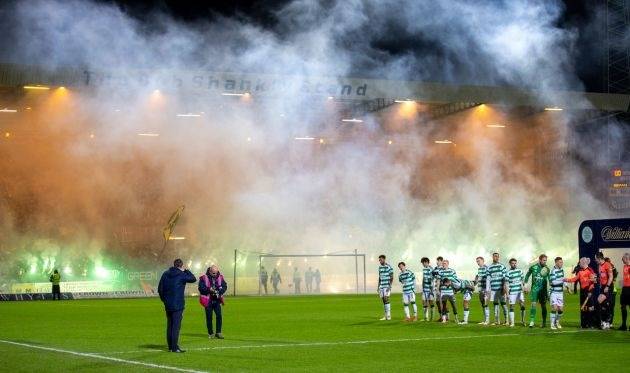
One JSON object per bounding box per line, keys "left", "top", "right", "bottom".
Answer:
{"left": 99, "top": 0, "right": 609, "bottom": 92}
{"left": 0, "top": 0, "right": 614, "bottom": 92}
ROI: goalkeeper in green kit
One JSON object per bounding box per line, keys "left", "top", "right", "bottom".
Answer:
{"left": 524, "top": 254, "right": 550, "bottom": 328}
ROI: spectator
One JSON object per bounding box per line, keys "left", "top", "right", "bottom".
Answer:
{"left": 158, "top": 259, "right": 196, "bottom": 352}
{"left": 293, "top": 267, "right": 301, "bottom": 294}
{"left": 198, "top": 265, "right": 227, "bottom": 339}
{"left": 49, "top": 269, "right": 61, "bottom": 301}
{"left": 259, "top": 266, "right": 268, "bottom": 295}
{"left": 305, "top": 267, "right": 313, "bottom": 293}
{"left": 314, "top": 269, "right": 321, "bottom": 293}
{"left": 271, "top": 268, "right": 282, "bottom": 295}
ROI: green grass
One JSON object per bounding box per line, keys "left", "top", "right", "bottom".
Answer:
{"left": 0, "top": 293, "right": 628, "bottom": 372}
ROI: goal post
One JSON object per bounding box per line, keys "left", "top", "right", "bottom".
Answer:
{"left": 257, "top": 251, "right": 367, "bottom": 296}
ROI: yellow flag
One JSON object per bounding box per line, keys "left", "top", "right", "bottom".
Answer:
{"left": 162, "top": 205, "right": 185, "bottom": 242}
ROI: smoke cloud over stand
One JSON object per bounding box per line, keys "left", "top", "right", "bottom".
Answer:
{"left": 0, "top": 0, "right": 623, "bottom": 293}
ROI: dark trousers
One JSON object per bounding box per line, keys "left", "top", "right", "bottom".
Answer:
{"left": 52, "top": 285, "right": 61, "bottom": 300}
{"left": 205, "top": 302, "right": 222, "bottom": 334}
{"left": 441, "top": 296, "right": 457, "bottom": 316}
{"left": 166, "top": 310, "right": 183, "bottom": 351}
{"left": 597, "top": 285, "right": 613, "bottom": 324}
{"left": 261, "top": 280, "right": 268, "bottom": 294}
{"left": 579, "top": 288, "right": 593, "bottom": 328}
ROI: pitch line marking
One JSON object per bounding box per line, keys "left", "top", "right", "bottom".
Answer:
{"left": 0, "top": 339, "right": 208, "bottom": 373}
{"left": 105, "top": 330, "right": 588, "bottom": 354}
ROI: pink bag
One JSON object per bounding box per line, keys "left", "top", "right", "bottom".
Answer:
{"left": 199, "top": 275, "right": 211, "bottom": 307}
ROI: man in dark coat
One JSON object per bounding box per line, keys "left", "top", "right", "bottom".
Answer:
{"left": 158, "top": 258, "right": 196, "bottom": 352}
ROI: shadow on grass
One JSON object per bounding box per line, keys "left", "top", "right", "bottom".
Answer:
{"left": 181, "top": 333, "right": 293, "bottom": 344}
{"left": 181, "top": 333, "right": 209, "bottom": 338}
{"left": 137, "top": 343, "right": 165, "bottom": 350}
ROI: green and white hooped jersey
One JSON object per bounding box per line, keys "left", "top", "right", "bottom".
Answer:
{"left": 378, "top": 264, "right": 394, "bottom": 289}
{"left": 476, "top": 265, "right": 488, "bottom": 290}
{"left": 460, "top": 279, "right": 473, "bottom": 295}
{"left": 422, "top": 267, "right": 433, "bottom": 292}
{"left": 433, "top": 265, "right": 444, "bottom": 281}
{"left": 440, "top": 284, "right": 454, "bottom": 296}
{"left": 506, "top": 268, "right": 523, "bottom": 293}
{"left": 398, "top": 269, "right": 416, "bottom": 294}
{"left": 487, "top": 263, "right": 507, "bottom": 291}
{"left": 549, "top": 267, "right": 565, "bottom": 293}
{"left": 440, "top": 268, "right": 457, "bottom": 282}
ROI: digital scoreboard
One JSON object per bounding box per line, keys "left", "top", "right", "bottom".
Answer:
{"left": 610, "top": 166, "right": 630, "bottom": 210}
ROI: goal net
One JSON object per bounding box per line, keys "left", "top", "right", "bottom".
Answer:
{"left": 231, "top": 251, "right": 367, "bottom": 296}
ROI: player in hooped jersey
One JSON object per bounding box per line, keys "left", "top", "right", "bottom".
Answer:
{"left": 486, "top": 252, "right": 508, "bottom": 325}
{"left": 506, "top": 258, "right": 526, "bottom": 327}
{"left": 377, "top": 255, "right": 394, "bottom": 320}
{"left": 398, "top": 262, "right": 417, "bottom": 321}
{"left": 433, "top": 256, "right": 444, "bottom": 319}
{"left": 475, "top": 257, "right": 490, "bottom": 325}
{"left": 549, "top": 257, "right": 566, "bottom": 329}
{"left": 420, "top": 257, "right": 435, "bottom": 321}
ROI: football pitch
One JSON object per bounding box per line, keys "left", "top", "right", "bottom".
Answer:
{"left": 1, "top": 294, "right": 628, "bottom": 372}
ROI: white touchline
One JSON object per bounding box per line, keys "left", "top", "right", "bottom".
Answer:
{"left": 105, "top": 330, "right": 589, "bottom": 355}
{"left": 0, "top": 339, "right": 208, "bottom": 373}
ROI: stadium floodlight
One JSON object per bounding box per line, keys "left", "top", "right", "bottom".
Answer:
{"left": 95, "top": 266, "right": 109, "bottom": 279}
{"left": 137, "top": 133, "right": 159, "bottom": 137}
{"left": 544, "top": 107, "right": 563, "bottom": 111}
{"left": 4, "top": 132, "right": 10, "bottom": 138}
{"left": 388, "top": 140, "right": 393, "bottom": 145}
{"left": 394, "top": 99, "right": 414, "bottom": 103}
{"left": 222, "top": 92, "right": 245, "bottom": 96}
{"left": 295, "top": 137, "right": 315, "bottom": 140}
{"left": 486, "top": 124, "right": 506, "bottom": 128}
{"left": 24, "top": 85, "right": 50, "bottom": 90}
{"left": 168, "top": 236, "right": 186, "bottom": 240}
{"left": 341, "top": 118, "right": 363, "bottom": 123}
{"left": 0, "top": 108, "right": 17, "bottom": 113}
{"left": 435, "top": 140, "right": 455, "bottom": 144}
{"left": 63, "top": 266, "right": 72, "bottom": 275}
{"left": 176, "top": 113, "right": 202, "bottom": 117}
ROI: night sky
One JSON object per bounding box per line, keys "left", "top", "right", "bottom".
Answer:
{"left": 0, "top": 0, "right": 619, "bottom": 92}
{"left": 96, "top": 0, "right": 613, "bottom": 93}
